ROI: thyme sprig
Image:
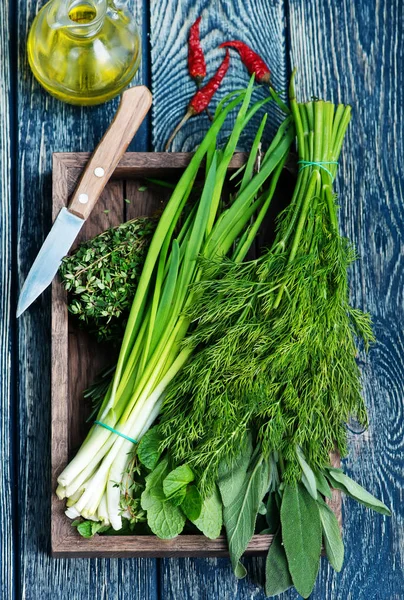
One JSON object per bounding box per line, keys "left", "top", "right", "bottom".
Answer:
{"left": 59, "top": 217, "right": 156, "bottom": 342}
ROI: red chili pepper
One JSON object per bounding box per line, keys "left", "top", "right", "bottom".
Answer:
{"left": 165, "top": 50, "right": 230, "bottom": 151}
{"left": 188, "top": 16, "right": 206, "bottom": 86}
{"left": 219, "top": 41, "right": 270, "bottom": 84}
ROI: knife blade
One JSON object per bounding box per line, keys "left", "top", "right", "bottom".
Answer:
{"left": 17, "top": 86, "right": 152, "bottom": 317}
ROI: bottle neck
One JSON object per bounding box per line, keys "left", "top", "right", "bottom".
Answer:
{"left": 50, "top": 0, "right": 107, "bottom": 38}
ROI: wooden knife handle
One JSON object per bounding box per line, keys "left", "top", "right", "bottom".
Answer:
{"left": 68, "top": 86, "right": 152, "bottom": 220}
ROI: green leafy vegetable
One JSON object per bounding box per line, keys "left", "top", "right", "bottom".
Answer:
{"left": 265, "top": 529, "right": 293, "bottom": 596}
{"left": 191, "top": 487, "right": 223, "bottom": 539}
{"left": 326, "top": 468, "right": 391, "bottom": 516}
{"left": 318, "top": 499, "right": 344, "bottom": 572}
{"left": 72, "top": 519, "right": 110, "bottom": 538}
{"left": 314, "top": 469, "right": 333, "bottom": 499}
{"left": 297, "top": 446, "right": 318, "bottom": 500}
{"left": 181, "top": 486, "right": 203, "bottom": 521}
{"left": 137, "top": 428, "right": 163, "bottom": 470}
{"left": 223, "top": 456, "right": 271, "bottom": 578}
{"left": 281, "top": 483, "right": 322, "bottom": 598}
{"left": 140, "top": 459, "right": 186, "bottom": 539}
{"left": 163, "top": 464, "right": 194, "bottom": 498}
{"left": 217, "top": 434, "right": 253, "bottom": 507}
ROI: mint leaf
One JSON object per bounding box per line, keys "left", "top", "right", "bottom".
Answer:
{"left": 191, "top": 487, "right": 222, "bottom": 539}
{"left": 181, "top": 486, "right": 203, "bottom": 521}
{"left": 76, "top": 521, "right": 94, "bottom": 538}
{"left": 326, "top": 468, "right": 391, "bottom": 516}
{"left": 137, "top": 428, "right": 162, "bottom": 470}
{"left": 265, "top": 529, "right": 293, "bottom": 596}
{"left": 223, "top": 456, "right": 271, "bottom": 578}
{"left": 163, "top": 464, "right": 194, "bottom": 498}
{"left": 141, "top": 458, "right": 186, "bottom": 539}
{"left": 281, "top": 483, "right": 322, "bottom": 598}
{"left": 168, "top": 486, "right": 187, "bottom": 506}
{"left": 317, "top": 500, "right": 344, "bottom": 572}
{"left": 218, "top": 434, "right": 253, "bottom": 507}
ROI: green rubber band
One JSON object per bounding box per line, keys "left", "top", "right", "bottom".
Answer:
{"left": 298, "top": 160, "right": 338, "bottom": 181}
{"left": 94, "top": 421, "right": 137, "bottom": 445}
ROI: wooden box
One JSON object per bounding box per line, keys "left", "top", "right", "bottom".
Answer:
{"left": 51, "top": 152, "right": 341, "bottom": 557}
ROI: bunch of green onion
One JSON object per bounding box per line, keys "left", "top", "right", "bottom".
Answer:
{"left": 56, "top": 78, "right": 294, "bottom": 529}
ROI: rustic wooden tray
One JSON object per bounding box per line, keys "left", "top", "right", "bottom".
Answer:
{"left": 51, "top": 152, "right": 341, "bottom": 558}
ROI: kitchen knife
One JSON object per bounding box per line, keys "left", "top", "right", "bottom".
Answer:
{"left": 17, "top": 86, "right": 152, "bottom": 318}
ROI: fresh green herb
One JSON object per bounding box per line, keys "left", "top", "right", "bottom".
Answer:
{"left": 281, "top": 483, "right": 322, "bottom": 598}
{"left": 190, "top": 487, "right": 223, "bottom": 539}
{"left": 317, "top": 498, "right": 344, "bottom": 572}
{"left": 222, "top": 454, "right": 271, "bottom": 578}
{"left": 140, "top": 458, "right": 186, "bottom": 539}
{"left": 181, "top": 486, "right": 203, "bottom": 521}
{"left": 156, "top": 71, "right": 390, "bottom": 597}
{"left": 325, "top": 468, "right": 391, "bottom": 515}
{"left": 137, "top": 427, "right": 163, "bottom": 470}
{"left": 59, "top": 217, "right": 156, "bottom": 342}
{"left": 163, "top": 464, "right": 195, "bottom": 498}
{"left": 265, "top": 528, "right": 293, "bottom": 596}
{"left": 57, "top": 77, "right": 294, "bottom": 536}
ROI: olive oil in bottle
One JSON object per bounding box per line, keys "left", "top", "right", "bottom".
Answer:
{"left": 27, "top": 0, "right": 141, "bottom": 105}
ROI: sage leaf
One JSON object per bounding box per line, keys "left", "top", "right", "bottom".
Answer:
{"left": 191, "top": 486, "right": 223, "bottom": 539}
{"left": 265, "top": 529, "right": 293, "bottom": 596}
{"left": 181, "top": 486, "right": 203, "bottom": 521}
{"left": 141, "top": 458, "right": 186, "bottom": 539}
{"left": 138, "top": 428, "right": 162, "bottom": 470}
{"left": 223, "top": 456, "right": 271, "bottom": 578}
{"left": 314, "top": 469, "right": 332, "bottom": 499}
{"left": 326, "top": 468, "right": 391, "bottom": 516}
{"left": 296, "top": 446, "right": 317, "bottom": 500}
{"left": 318, "top": 500, "right": 344, "bottom": 572}
{"left": 163, "top": 464, "right": 194, "bottom": 498}
{"left": 281, "top": 483, "right": 322, "bottom": 598}
{"left": 218, "top": 433, "right": 253, "bottom": 507}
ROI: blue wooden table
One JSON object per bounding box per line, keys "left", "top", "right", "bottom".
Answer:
{"left": 1, "top": 0, "right": 403, "bottom": 598}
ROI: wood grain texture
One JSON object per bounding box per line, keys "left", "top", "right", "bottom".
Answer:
{"left": 288, "top": 1, "right": 404, "bottom": 598}
{"left": 150, "top": 0, "right": 288, "bottom": 152}
{"left": 16, "top": 2, "right": 157, "bottom": 598}
{"left": 0, "top": 0, "right": 15, "bottom": 597}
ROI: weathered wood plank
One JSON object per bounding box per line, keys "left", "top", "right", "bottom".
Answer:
{"left": 149, "top": 1, "right": 293, "bottom": 597}
{"left": 16, "top": 1, "right": 157, "bottom": 598}
{"left": 150, "top": 0, "right": 288, "bottom": 152}
{"left": 0, "top": 0, "right": 15, "bottom": 598}
{"left": 288, "top": 1, "right": 404, "bottom": 598}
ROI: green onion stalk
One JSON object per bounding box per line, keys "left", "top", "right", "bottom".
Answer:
{"left": 56, "top": 77, "right": 294, "bottom": 529}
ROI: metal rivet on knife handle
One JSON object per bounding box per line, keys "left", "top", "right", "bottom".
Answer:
{"left": 67, "top": 86, "right": 152, "bottom": 221}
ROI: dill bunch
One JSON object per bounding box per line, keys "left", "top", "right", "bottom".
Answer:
{"left": 159, "top": 72, "right": 374, "bottom": 494}
{"left": 59, "top": 217, "right": 156, "bottom": 342}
